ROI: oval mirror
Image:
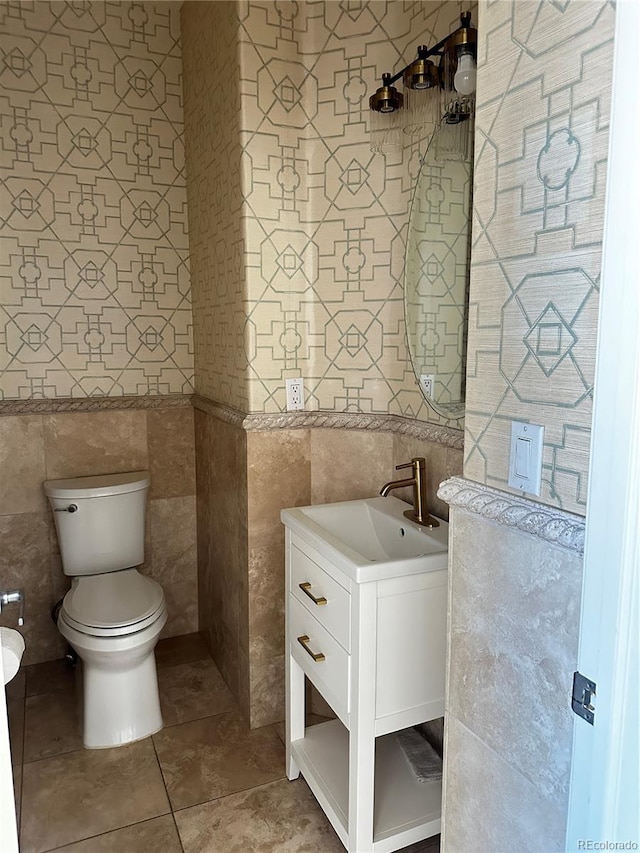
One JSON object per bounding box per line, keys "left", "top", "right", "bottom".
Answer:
{"left": 404, "top": 123, "right": 473, "bottom": 422}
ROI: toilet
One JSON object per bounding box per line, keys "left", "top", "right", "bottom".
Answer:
{"left": 44, "top": 471, "right": 167, "bottom": 749}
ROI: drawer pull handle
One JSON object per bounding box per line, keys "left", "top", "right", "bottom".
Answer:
{"left": 297, "top": 635, "right": 325, "bottom": 662}
{"left": 299, "top": 582, "right": 327, "bottom": 606}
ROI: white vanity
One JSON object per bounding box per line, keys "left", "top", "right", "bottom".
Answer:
{"left": 282, "top": 496, "right": 448, "bottom": 853}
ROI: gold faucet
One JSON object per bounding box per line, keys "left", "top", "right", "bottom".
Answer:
{"left": 380, "top": 457, "right": 439, "bottom": 528}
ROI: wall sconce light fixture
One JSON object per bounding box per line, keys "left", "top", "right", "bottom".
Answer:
{"left": 369, "top": 12, "right": 477, "bottom": 155}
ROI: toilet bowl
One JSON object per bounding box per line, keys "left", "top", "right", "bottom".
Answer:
{"left": 58, "top": 568, "right": 167, "bottom": 748}
{"left": 44, "top": 472, "right": 167, "bottom": 749}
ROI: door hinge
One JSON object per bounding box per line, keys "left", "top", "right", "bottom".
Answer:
{"left": 572, "top": 671, "right": 596, "bottom": 725}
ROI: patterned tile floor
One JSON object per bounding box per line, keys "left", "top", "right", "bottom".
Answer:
{"left": 7, "top": 633, "right": 441, "bottom": 853}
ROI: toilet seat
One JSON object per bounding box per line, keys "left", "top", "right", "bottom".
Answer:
{"left": 60, "top": 604, "right": 166, "bottom": 638}
{"left": 61, "top": 569, "right": 165, "bottom": 638}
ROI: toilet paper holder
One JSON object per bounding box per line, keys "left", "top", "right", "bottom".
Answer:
{"left": 0, "top": 588, "right": 25, "bottom": 626}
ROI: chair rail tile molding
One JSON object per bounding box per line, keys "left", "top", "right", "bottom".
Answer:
{"left": 192, "top": 395, "right": 464, "bottom": 448}
{"left": 438, "top": 477, "right": 586, "bottom": 555}
{"left": 0, "top": 394, "right": 193, "bottom": 417}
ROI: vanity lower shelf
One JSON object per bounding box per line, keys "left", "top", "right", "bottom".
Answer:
{"left": 291, "top": 719, "right": 442, "bottom": 852}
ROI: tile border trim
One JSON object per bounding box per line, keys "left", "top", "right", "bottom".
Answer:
{"left": 437, "top": 476, "right": 586, "bottom": 555}
{"left": 0, "top": 394, "right": 193, "bottom": 416}
{"left": 192, "top": 395, "right": 465, "bottom": 448}
{"left": 192, "top": 395, "right": 245, "bottom": 427}
{"left": 0, "top": 392, "right": 464, "bottom": 450}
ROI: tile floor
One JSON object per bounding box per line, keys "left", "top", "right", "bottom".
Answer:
{"left": 7, "top": 633, "right": 440, "bottom": 853}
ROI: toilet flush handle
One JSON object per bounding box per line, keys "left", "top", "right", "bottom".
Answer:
{"left": 54, "top": 504, "right": 78, "bottom": 513}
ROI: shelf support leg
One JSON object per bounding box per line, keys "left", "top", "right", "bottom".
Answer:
{"left": 286, "top": 651, "right": 304, "bottom": 779}
{"left": 348, "top": 583, "right": 377, "bottom": 853}
{"left": 348, "top": 722, "right": 375, "bottom": 852}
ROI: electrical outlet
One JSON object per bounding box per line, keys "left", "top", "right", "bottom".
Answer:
{"left": 419, "top": 374, "right": 435, "bottom": 398}
{"left": 285, "top": 377, "right": 305, "bottom": 411}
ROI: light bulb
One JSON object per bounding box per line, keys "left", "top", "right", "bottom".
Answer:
{"left": 454, "top": 53, "right": 476, "bottom": 95}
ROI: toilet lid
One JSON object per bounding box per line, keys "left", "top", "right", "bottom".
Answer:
{"left": 63, "top": 570, "right": 164, "bottom": 630}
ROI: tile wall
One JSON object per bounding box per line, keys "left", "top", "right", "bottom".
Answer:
{"left": 0, "top": 405, "right": 197, "bottom": 665}
{"left": 195, "top": 404, "right": 462, "bottom": 728}
{"left": 194, "top": 409, "right": 248, "bottom": 710}
{"left": 443, "top": 507, "right": 583, "bottom": 852}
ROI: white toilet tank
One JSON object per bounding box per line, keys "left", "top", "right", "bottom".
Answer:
{"left": 44, "top": 472, "right": 150, "bottom": 577}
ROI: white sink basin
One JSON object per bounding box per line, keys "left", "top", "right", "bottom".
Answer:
{"left": 281, "top": 496, "right": 448, "bottom": 582}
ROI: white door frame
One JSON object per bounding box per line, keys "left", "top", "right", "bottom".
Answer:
{"left": 566, "top": 0, "right": 640, "bottom": 848}
{"left": 0, "top": 648, "right": 19, "bottom": 852}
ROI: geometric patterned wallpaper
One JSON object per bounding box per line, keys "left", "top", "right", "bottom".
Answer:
{"left": 182, "top": 1, "right": 247, "bottom": 412}
{"left": 0, "top": 1, "right": 193, "bottom": 400}
{"left": 464, "top": 0, "right": 615, "bottom": 515}
{"left": 182, "top": 0, "right": 473, "bottom": 423}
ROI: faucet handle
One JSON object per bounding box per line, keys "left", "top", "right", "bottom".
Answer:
{"left": 395, "top": 456, "right": 426, "bottom": 472}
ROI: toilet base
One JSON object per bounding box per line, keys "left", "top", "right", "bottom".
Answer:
{"left": 58, "top": 607, "right": 167, "bottom": 749}
{"left": 82, "top": 651, "right": 163, "bottom": 749}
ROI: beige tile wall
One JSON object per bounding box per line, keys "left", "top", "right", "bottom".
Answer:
{"left": 444, "top": 714, "right": 567, "bottom": 853}
{"left": 195, "top": 410, "right": 248, "bottom": 711}
{"left": 443, "top": 507, "right": 583, "bottom": 852}
{"left": 246, "top": 429, "right": 312, "bottom": 728}
{"left": 0, "top": 407, "right": 197, "bottom": 665}
{"left": 195, "top": 407, "right": 462, "bottom": 728}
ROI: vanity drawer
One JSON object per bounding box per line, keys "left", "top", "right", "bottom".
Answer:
{"left": 288, "top": 594, "right": 350, "bottom": 717}
{"left": 290, "top": 545, "right": 351, "bottom": 651}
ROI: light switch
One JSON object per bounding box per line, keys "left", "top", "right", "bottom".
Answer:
{"left": 514, "top": 436, "right": 531, "bottom": 478}
{"left": 508, "top": 421, "right": 544, "bottom": 496}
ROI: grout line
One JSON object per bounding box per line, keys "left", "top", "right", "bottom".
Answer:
{"left": 40, "top": 813, "right": 174, "bottom": 853}
{"left": 21, "top": 680, "right": 234, "bottom": 770}
{"left": 150, "top": 734, "right": 185, "bottom": 853}
{"left": 20, "top": 740, "right": 85, "bottom": 768}
{"left": 155, "top": 652, "right": 211, "bottom": 671}
{"left": 161, "top": 707, "right": 239, "bottom": 731}
{"left": 22, "top": 661, "right": 77, "bottom": 700}
{"left": 171, "top": 773, "right": 290, "bottom": 818}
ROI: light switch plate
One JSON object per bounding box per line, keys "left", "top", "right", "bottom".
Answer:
{"left": 508, "top": 421, "right": 544, "bottom": 496}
